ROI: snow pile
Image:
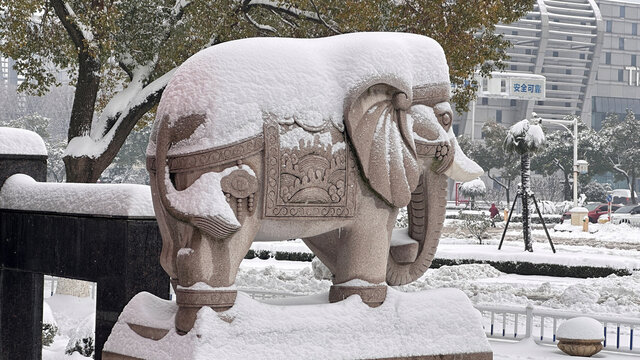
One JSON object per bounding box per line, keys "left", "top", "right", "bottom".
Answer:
{"left": 0, "top": 174, "right": 154, "bottom": 217}
{"left": 105, "top": 288, "right": 491, "bottom": 359}
{"left": 236, "top": 261, "right": 330, "bottom": 295}
{"left": 43, "top": 302, "right": 57, "bottom": 326}
{"left": 556, "top": 317, "right": 603, "bottom": 340}
{"left": 434, "top": 238, "right": 640, "bottom": 271}
{"left": 150, "top": 32, "right": 450, "bottom": 156}
{"left": 0, "top": 127, "right": 47, "bottom": 155}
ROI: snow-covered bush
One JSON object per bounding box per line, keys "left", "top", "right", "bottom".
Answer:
{"left": 581, "top": 181, "right": 612, "bottom": 203}
{"left": 395, "top": 207, "right": 408, "bottom": 228}
{"left": 459, "top": 178, "right": 487, "bottom": 209}
{"left": 537, "top": 200, "right": 557, "bottom": 214}
{"left": 42, "top": 302, "right": 58, "bottom": 347}
{"left": 65, "top": 314, "right": 94, "bottom": 357}
{"left": 311, "top": 257, "right": 333, "bottom": 280}
{"left": 458, "top": 210, "right": 491, "bottom": 244}
{"left": 42, "top": 323, "right": 58, "bottom": 347}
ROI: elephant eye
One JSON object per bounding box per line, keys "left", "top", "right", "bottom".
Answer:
{"left": 434, "top": 102, "right": 453, "bottom": 127}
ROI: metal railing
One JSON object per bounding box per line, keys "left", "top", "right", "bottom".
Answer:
{"left": 476, "top": 303, "right": 640, "bottom": 354}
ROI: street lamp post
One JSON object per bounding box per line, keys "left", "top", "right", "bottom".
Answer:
{"left": 533, "top": 113, "right": 586, "bottom": 207}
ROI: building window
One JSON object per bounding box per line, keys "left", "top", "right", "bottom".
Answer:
{"left": 621, "top": 6, "right": 626, "bottom": 18}
{"left": 481, "top": 98, "right": 488, "bottom": 105}
{"left": 552, "top": 85, "right": 558, "bottom": 90}
{"left": 633, "top": 55, "right": 637, "bottom": 67}
{"left": 619, "top": 69, "right": 624, "bottom": 82}
{"left": 634, "top": 23, "right": 638, "bottom": 36}
{"left": 620, "top": 37, "right": 625, "bottom": 50}
{"left": 526, "top": 49, "right": 532, "bottom": 55}
{"left": 510, "top": 99, "right": 517, "bottom": 107}
{"left": 606, "top": 20, "right": 612, "bottom": 32}
{"left": 512, "top": 31, "right": 518, "bottom": 36}
{"left": 567, "top": 36, "right": 572, "bottom": 41}
{"left": 553, "top": 51, "right": 559, "bottom": 57}
{"left": 606, "top": 52, "right": 611, "bottom": 65}
{"left": 580, "top": 53, "right": 585, "bottom": 60}
{"left": 496, "top": 110, "right": 502, "bottom": 123}
{"left": 566, "top": 69, "right": 572, "bottom": 75}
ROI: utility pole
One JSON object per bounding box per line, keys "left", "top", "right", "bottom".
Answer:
{"left": 534, "top": 113, "right": 582, "bottom": 207}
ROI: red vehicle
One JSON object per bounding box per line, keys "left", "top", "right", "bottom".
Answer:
{"left": 561, "top": 203, "right": 622, "bottom": 223}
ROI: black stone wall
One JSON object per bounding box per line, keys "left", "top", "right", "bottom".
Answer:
{"left": 0, "top": 154, "right": 47, "bottom": 188}
{"left": 0, "top": 210, "right": 169, "bottom": 360}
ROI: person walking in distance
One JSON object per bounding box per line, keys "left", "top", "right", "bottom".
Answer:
{"left": 489, "top": 203, "right": 499, "bottom": 227}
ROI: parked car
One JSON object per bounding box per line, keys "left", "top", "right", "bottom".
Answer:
{"left": 561, "top": 203, "right": 598, "bottom": 224}
{"left": 610, "top": 205, "right": 640, "bottom": 226}
{"left": 609, "top": 189, "right": 638, "bottom": 205}
{"left": 587, "top": 203, "right": 622, "bottom": 223}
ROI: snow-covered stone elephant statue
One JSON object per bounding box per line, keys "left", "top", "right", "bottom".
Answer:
{"left": 146, "top": 32, "right": 483, "bottom": 334}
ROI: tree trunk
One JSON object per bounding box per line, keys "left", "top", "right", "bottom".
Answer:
{"left": 68, "top": 53, "right": 101, "bottom": 140}
{"left": 631, "top": 172, "right": 637, "bottom": 204}
{"left": 521, "top": 152, "right": 533, "bottom": 252}
{"left": 563, "top": 171, "right": 571, "bottom": 201}
{"left": 64, "top": 155, "right": 111, "bottom": 183}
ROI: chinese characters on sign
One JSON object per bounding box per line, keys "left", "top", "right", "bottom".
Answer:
{"left": 508, "top": 78, "right": 545, "bottom": 100}
{"left": 512, "top": 83, "right": 542, "bottom": 94}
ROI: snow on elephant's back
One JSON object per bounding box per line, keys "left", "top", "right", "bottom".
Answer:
{"left": 149, "top": 32, "right": 450, "bottom": 156}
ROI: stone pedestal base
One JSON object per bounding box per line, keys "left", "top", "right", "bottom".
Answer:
{"left": 174, "top": 288, "right": 237, "bottom": 334}
{"left": 329, "top": 284, "right": 387, "bottom": 307}
{"left": 104, "top": 288, "right": 492, "bottom": 359}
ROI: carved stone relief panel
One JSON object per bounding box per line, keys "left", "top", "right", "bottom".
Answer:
{"left": 264, "top": 121, "right": 357, "bottom": 218}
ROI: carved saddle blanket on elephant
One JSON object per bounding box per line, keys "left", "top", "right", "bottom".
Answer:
{"left": 262, "top": 118, "right": 359, "bottom": 218}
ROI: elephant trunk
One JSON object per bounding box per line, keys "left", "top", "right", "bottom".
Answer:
{"left": 386, "top": 160, "right": 448, "bottom": 286}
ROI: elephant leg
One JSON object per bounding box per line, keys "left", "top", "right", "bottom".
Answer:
{"left": 302, "top": 229, "right": 340, "bottom": 276}
{"left": 329, "top": 209, "right": 397, "bottom": 307}
{"left": 174, "top": 215, "right": 261, "bottom": 334}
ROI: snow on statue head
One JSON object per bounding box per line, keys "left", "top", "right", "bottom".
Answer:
{"left": 146, "top": 32, "right": 483, "bottom": 334}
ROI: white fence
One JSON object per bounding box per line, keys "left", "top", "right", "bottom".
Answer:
{"left": 476, "top": 303, "right": 640, "bottom": 354}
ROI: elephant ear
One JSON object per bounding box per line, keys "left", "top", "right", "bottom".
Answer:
{"left": 345, "top": 84, "right": 420, "bottom": 208}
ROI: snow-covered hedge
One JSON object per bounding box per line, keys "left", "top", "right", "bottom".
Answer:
{"left": 431, "top": 258, "right": 631, "bottom": 278}
{"left": 445, "top": 212, "right": 562, "bottom": 224}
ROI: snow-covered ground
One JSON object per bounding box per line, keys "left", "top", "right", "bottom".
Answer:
{"left": 43, "top": 222, "right": 640, "bottom": 359}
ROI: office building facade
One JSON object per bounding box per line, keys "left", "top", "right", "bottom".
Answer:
{"left": 454, "top": 0, "right": 640, "bottom": 136}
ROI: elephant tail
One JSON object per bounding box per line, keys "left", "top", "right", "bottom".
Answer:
{"left": 155, "top": 114, "right": 241, "bottom": 241}
{"left": 386, "top": 158, "right": 448, "bottom": 285}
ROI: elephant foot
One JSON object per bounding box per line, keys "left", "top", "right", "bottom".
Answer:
{"left": 174, "top": 288, "right": 237, "bottom": 334}
{"left": 329, "top": 284, "right": 387, "bottom": 308}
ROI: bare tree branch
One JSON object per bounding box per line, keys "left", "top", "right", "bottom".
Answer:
{"left": 244, "top": 12, "right": 278, "bottom": 34}
{"left": 309, "top": 0, "right": 341, "bottom": 34}
{"left": 245, "top": 0, "right": 324, "bottom": 25}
